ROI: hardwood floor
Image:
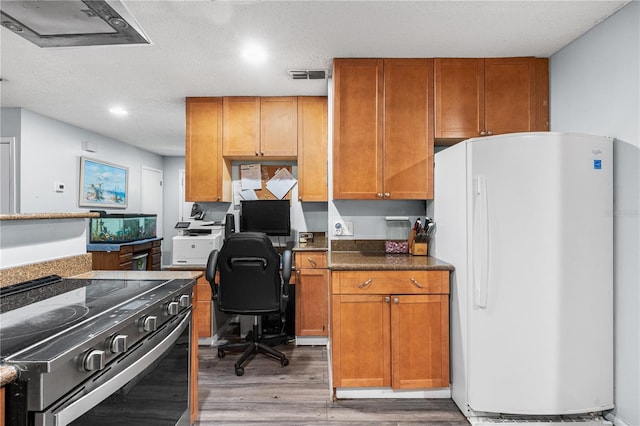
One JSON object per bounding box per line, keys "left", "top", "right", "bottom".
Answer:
{"left": 196, "top": 343, "right": 469, "bottom": 425}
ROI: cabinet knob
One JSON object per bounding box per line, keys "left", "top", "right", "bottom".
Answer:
{"left": 487, "top": 130, "right": 493, "bottom": 136}
{"left": 480, "top": 131, "right": 486, "bottom": 136}
{"left": 298, "top": 196, "right": 303, "bottom": 201}
{"left": 255, "top": 151, "right": 259, "bottom": 156}
{"left": 377, "top": 193, "right": 383, "bottom": 198}
{"left": 384, "top": 296, "right": 390, "bottom": 303}
{"left": 393, "top": 297, "right": 399, "bottom": 304}
{"left": 260, "top": 151, "right": 265, "bottom": 156}
{"left": 384, "top": 193, "right": 390, "bottom": 198}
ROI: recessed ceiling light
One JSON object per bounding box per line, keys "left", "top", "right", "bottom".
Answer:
{"left": 109, "top": 106, "right": 128, "bottom": 117}
{"left": 241, "top": 42, "right": 267, "bottom": 65}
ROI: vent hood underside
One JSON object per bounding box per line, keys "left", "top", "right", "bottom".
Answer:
{"left": 0, "top": 0, "right": 150, "bottom": 48}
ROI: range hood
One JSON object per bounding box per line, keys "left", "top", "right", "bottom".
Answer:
{"left": 0, "top": 0, "right": 150, "bottom": 48}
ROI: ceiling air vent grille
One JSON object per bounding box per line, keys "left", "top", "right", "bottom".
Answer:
{"left": 287, "top": 70, "right": 327, "bottom": 80}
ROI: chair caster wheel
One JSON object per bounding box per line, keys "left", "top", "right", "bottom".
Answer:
{"left": 281, "top": 358, "right": 289, "bottom": 367}
{"left": 217, "top": 349, "right": 225, "bottom": 359}
{"left": 235, "top": 366, "right": 244, "bottom": 376}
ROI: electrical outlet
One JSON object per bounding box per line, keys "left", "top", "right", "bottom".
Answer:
{"left": 54, "top": 182, "right": 65, "bottom": 193}
{"left": 333, "top": 221, "right": 354, "bottom": 236}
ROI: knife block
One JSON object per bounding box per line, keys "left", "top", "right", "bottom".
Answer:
{"left": 408, "top": 230, "right": 428, "bottom": 256}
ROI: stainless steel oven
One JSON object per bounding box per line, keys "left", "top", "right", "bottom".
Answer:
{"left": 1, "top": 276, "right": 195, "bottom": 426}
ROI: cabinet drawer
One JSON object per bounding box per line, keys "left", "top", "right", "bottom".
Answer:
{"left": 119, "top": 245, "right": 133, "bottom": 255}
{"left": 295, "top": 252, "right": 327, "bottom": 269}
{"left": 332, "top": 270, "right": 449, "bottom": 295}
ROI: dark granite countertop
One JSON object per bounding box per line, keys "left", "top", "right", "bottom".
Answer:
{"left": 328, "top": 251, "right": 453, "bottom": 271}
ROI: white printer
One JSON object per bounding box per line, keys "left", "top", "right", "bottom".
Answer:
{"left": 172, "top": 221, "right": 223, "bottom": 265}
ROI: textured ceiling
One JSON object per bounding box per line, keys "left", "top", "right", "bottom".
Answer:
{"left": 0, "top": 1, "right": 630, "bottom": 156}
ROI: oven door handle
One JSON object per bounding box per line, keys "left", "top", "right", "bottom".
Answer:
{"left": 50, "top": 311, "right": 191, "bottom": 426}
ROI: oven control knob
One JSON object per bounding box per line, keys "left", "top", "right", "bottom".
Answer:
{"left": 82, "top": 349, "right": 106, "bottom": 372}
{"left": 109, "top": 334, "right": 128, "bottom": 354}
{"left": 140, "top": 315, "right": 158, "bottom": 332}
{"left": 166, "top": 301, "right": 179, "bottom": 316}
{"left": 178, "top": 294, "right": 191, "bottom": 308}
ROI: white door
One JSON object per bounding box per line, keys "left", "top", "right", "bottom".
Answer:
{"left": 141, "top": 166, "right": 163, "bottom": 237}
{"left": 0, "top": 137, "right": 16, "bottom": 214}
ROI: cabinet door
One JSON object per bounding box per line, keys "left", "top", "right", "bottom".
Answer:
{"left": 333, "top": 58, "right": 384, "bottom": 199}
{"left": 383, "top": 59, "right": 434, "bottom": 199}
{"left": 484, "top": 58, "right": 536, "bottom": 135}
{"left": 185, "top": 97, "right": 223, "bottom": 201}
{"left": 434, "top": 58, "right": 484, "bottom": 139}
{"left": 196, "top": 275, "right": 212, "bottom": 338}
{"left": 331, "top": 294, "right": 391, "bottom": 388}
{"left": 260, "top": 97, "right": 297, "bottom": 157}
{"left": 297, "top": 96, "right": 328, "bottom": 202}
{"left": 222, "top": 97, "right": 260, "bottom": 157}
{"left": 295, "top": 268, "right": 329, "bottom": 336}
{"left": 391, "top": 294, "right": 450, "bottom": 389}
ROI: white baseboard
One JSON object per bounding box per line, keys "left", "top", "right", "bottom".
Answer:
{"left": 335, "top": 387, "right": 451, "bottom": 399}
{"left": 295, "top": 336, "right": 328, "bottom": 346}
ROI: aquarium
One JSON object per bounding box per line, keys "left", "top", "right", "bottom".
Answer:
{"left": 90, "top": 213, "right": 157, "bottom": 243}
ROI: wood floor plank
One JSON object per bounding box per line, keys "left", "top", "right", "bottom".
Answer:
{"left": 195, "top": 343, "right": 468, "bottom": 425}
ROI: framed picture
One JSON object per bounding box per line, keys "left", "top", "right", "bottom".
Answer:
{"left": 79, "top": 157, "right": 128, "bottom": 208}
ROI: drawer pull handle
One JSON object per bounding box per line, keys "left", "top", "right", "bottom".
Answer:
{"left": 307, "top": 257, "right": 318, "bottom": 267}
{"left": 410, "top": 277, "right": 423, "bottom": 288}
{"left": 358, "top": 278, "right": 373, "bottom": 289}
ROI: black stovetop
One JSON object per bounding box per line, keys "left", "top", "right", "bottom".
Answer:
{"left": 0, "top": 277, "right": 169, "bottom": 360}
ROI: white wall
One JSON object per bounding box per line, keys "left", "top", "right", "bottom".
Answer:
{"left": 15, "top": 109, "right": 163, "bottom": 213}
{"left": 549, "top": 3, "right": 639, "bottom": 425}
{"left": 0, "top": 108, "right": 166, "bottom": 267}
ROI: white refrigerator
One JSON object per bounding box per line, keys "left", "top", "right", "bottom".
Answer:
{"left": 434, "top": 132, "right": 613, "bottom": 421}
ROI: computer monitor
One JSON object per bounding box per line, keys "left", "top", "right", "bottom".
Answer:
{"left": 239, "top": 200, "right": 291, "bottom": 236}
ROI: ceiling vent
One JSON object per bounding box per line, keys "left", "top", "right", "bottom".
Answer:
{"left": 0, "top": 1, "right": 151, "bottom": 48}
{"left": 287, "top": 70, "right": 327, "bottom": 80}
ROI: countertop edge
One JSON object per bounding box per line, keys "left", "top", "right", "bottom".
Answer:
{"left": 0, "top": 212, "right": 100, "bottom": 221}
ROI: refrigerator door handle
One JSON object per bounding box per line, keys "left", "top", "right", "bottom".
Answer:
{"left": 473, "top": 175, "right": 489, "bottom": 308}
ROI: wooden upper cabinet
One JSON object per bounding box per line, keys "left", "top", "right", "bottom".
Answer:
{"left": 333, "top": 58, "right": 383, "bottom": 199}
{"left": 222, "top": 97, "right": 260, "bottom": 157}
{"left": 185, "top": 97, "right": 224, "bottom": 202}
{"left": 434, "top": 57, "right": 549, "bottom": 140}
{"left": 297, "top": 96, "right": 328, "bottom": 202}
{"left": 261, "top": 97, "right": 298, "bottom": 157}
{"left": 434, "top": 58, "right": 484, "bottom": 138}
{"left": 484, "top": 58, "right": 536, "bottom": 135}
{"left": 383, "top": 58, "right": 433, "bottom": 200}
{"left": 223, "top": 96, "right": 297, "bottom": 158}
{"left": 333, "top": 58, "right": 433, "bottom": 200}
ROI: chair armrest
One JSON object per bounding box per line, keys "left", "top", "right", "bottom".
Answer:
{"left": 281, "top": 249, "right": 292, "bottom": 284}
{"left": 205, "top": 249, "right": 219, "bottom": 300}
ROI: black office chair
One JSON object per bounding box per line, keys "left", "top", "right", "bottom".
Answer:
{"left": 205, "top": 232, "right": 292, "bottom": 376}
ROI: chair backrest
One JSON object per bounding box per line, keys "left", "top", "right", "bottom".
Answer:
{"left": 215, "top": 232, "right": 282, "bottom": 315}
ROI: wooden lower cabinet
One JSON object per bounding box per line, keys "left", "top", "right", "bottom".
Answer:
{"left": 295, "top": 251, "right": 329, "bottom": 337}
{"left": 90, "top": 239, "right": 162, "bottom": 271}
{"left": 195, "top": 274, "right": 213, "bottom": 338}
{"left": 331, "top": 270, "right": 449, "bottom": 391}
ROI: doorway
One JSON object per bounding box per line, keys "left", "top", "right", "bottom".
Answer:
{"left": 141, "top": 166, "right": 163, "bottom": 237}
{"left": 0, "top": 137, "right": 16, "bottom": 214}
